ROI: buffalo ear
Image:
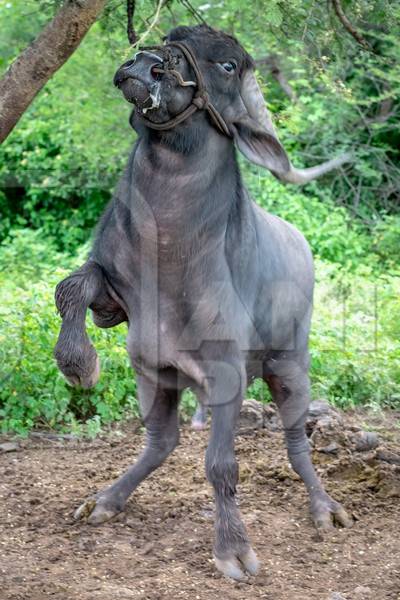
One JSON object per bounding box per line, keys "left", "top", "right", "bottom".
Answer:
{"left": 231, "top": 116, "right": 290, "bottom": 174}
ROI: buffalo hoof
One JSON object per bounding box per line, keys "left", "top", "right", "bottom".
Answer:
{"left": 74, "top": 493, "right": 123, "bottom": 525}
{"left": 214, "top": 545, "right": 259, "bottom": 581}
{"left": 310, "top": 491, "right": 353, "bottom": 533}
{"left": 65, "top": 355, "right": 100, "bottom": 389}
{"left": 191, "top": 418, "right": 207, "bottom": 431}
{"left": 191, "top": 405, "right": 208, "bottom": 430}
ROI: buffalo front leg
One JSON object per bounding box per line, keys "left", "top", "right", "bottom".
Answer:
{"left": 54, "top": 260, "right": 126, "bottom": 388}
{"left": 266, "top": 358, "right": 353, "bottom": 533}
{"left": 204, "top": 361, "right": 259, "bottom": 580}
{"left": 74, "top": 375, "right": 180, "bottom": 524}
{"left": 54, "top": 261, "right": 103, "bottom": 388}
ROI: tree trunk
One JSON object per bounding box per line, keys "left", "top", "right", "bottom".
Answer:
{"left": 0, "top": 0, "right": 108, "bottom": 144}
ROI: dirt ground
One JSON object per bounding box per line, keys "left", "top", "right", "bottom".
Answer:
{"left": 1, "top": 409, "right": 400, "bottom": 600}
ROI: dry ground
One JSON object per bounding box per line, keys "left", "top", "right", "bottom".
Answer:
{"left": 1, "top": 410, "right": 400, "bottom": 600}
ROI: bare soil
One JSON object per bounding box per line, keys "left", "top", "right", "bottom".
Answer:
{"left": 1, "top": 410, "right": 400, "bottom": 600}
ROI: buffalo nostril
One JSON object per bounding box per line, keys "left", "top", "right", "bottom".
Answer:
{"left": 122, "top": 59, "right": 136, "bottom": 70}
{"left": 151, "top": 64, "right": 164, "bottom": 81}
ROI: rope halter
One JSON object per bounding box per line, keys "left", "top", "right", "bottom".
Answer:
{"left": 136, "top": 40, "right": 232, "bottom": 138}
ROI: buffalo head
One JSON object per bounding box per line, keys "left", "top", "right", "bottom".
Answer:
{"left": 114, "top": 25, "right": 350, "bottom": 183}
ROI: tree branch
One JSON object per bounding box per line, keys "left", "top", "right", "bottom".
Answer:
{"left": 0, "top": 0, "right": 108, "bottom": 144}
{"left": 331, "top": 0, "right": 370, "bottom": 50}
{"left": 255, "top": 55, "right": 296, "bottom": 101}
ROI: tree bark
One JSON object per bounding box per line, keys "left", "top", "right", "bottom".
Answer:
{"left": 0, "top": 0, "right": 108, "bottom": 144}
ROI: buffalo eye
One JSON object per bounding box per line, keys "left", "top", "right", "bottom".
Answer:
{"left": 219, "top": 61, "right": 237, "bottom": 73}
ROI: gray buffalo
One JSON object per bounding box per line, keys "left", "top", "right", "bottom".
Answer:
{"left": 54, "top": 25, "right": 352, "bottom": 580}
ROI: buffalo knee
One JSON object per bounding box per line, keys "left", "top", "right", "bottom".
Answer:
{"left": 206, "top": 454, "right": 238, "bottom": 497}
{"left": 55, "top": 261, "right": 104, "bottom": 318}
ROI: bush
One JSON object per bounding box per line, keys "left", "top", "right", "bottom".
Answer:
{"left": 0, "top": 230, "right": 399, "bottom": 436}
{"left": 371, "top": 214, "right": 400, "bottom": 270}
{"left": 310, "top": 260, "right": 400, "bottom": 409}
{"left": 0, "top": 21, "right": 132, "bottom": 250}
{"left": 0, "top": 232, "right": 138, "bottom": 436}
{"left": 245, "top": 167, "right": 372, "bottom": 270}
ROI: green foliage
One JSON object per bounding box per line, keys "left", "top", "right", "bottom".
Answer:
{"left": 0, "top": 15, "right": 133, "bottom": 249}
{"left": 245, "top": 260, "right": 400, "bottom": 411}
{"left": 191, "top": 0, "right": 400, "bottom": 219}
{"left": 247, "top": 168, "right": 370, "bottom": 269}
{"left": 1, "top": 208, "right": 399, "bottom": 435}
{"left": 371, "top": 214, "right": 400, "bottom": 269}
{"left": 180, "top": 389, "right": 199, "bottom": 422}
{"left": 310, "top": 260, "right": 400, "bottom": 410}
{"left": 1, "top": 0, "right": 399, "bottom": 246}
{"left": 0, "top": 232, "right": 138, "bottom": 436}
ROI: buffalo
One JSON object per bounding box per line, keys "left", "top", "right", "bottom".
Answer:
{"left": 54, "top": 25, "right": 352, "bottom": 580}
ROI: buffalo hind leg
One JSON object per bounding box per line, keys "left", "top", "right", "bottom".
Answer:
{"left": 204, "top": 355, "right": 259, "bottom": 580}
{"left": 265, "top": 358, "right": 353, "bottom": 533}
{"left": 207, "top": 401, "right": 259, "bottom": 580}
{"left": 191, "top": 402, "right": 208, "bottom": 430}
{"left": 54, "top": 260, "right": 125, "bottom": 388}
{"left": 74, "top": 375, "right": 180, "bottom": 524}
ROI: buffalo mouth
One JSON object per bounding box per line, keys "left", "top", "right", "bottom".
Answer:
{"left": 119, "top": 78, "right": 162, "bottom": 114}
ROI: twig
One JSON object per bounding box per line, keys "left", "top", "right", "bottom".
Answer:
{"left": 331, "top": 0, "right": 371, "bottom": 50}
{"left": 301, "top": 0, "right": 316, "bottom": 41}
{"left": 255, "top": 55, "right": 296, "bottom": 101}
{"left": 132, "top": 0, "right": 165, "bottom": 48}
{"left": 179, "top": 0, "right": 207, "bottom": 24}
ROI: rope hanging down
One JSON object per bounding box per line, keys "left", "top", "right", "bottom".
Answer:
{"left": 127, "top": 0, "right": 206, "bottom": 46}
{"left": 127, "top": 0, "right": 137, "bottom": 45}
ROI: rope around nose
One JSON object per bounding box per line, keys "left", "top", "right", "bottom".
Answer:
{"left": 137, "top": 41, "right": 232, "bottom": 137}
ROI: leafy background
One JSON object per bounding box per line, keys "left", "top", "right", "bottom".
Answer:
{"left": 0, "top": 0, "right": 399, "bottom": 435}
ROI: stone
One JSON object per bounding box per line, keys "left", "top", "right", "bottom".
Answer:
{"left": 352, "top": 431, "right": 379, "bottom": 452}
{"left": 263, "top": 403, "right": 281, "bottom": 431}
{"left": 308, "top": 400, "right": 332, "bottom": 418}
{"left": 0, "top": 442, "right": 19, "bottom": 453}
{"left": 354, "top": 586, "right": 372, "bottom": 596}
{"left": 306, "top": 401, "right": 342, "bottom": 440}
{"left": 317, "top": 441, "right": 340, "bottom": 454}
{"left": 237, "top": 399, "right": 264, "bottom": 432}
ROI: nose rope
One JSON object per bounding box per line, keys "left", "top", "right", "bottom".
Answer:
{"left": 137, "top": 41, "right": 232, "bottom": 138}
{"left": 151, "top": 67, "right": 196, "bottom": 88}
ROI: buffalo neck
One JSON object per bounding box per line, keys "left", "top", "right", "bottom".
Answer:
{"left": 130, "top": 123, "right": 244, "bottom": 257}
